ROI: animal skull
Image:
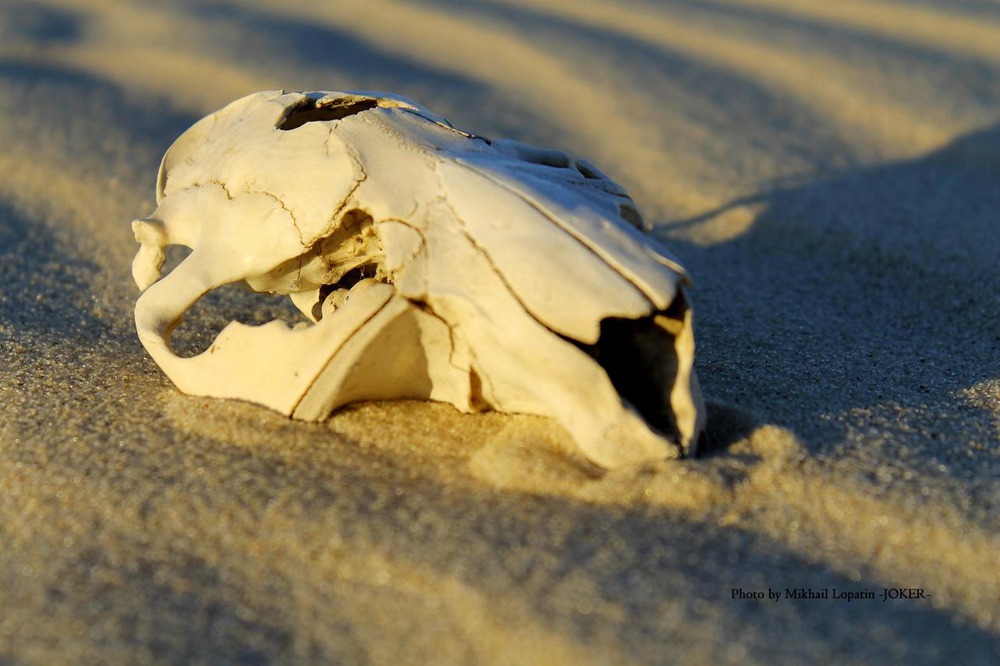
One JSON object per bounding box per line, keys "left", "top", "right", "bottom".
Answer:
{"left": 131, "top": 90, "right": 705, "bottom": 469}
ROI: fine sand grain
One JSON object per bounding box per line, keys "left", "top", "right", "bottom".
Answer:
{"left": 1, "top": 0, "right": 999, "bottom": 663}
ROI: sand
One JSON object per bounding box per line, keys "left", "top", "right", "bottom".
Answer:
{"left": 1, "top": 0, "right": 999, "bottom": 663}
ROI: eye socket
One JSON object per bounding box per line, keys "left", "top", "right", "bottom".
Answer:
{"left": 278, "top": 97, "right": 379, "bottom": 130}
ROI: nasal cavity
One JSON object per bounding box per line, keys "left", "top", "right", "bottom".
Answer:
{"left": 278, "top": 98, "right": 379, "bottom": 130}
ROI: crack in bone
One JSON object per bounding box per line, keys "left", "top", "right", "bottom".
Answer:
{"left": 255, "top": 189, "right": 299, "bottom": 228}
{"left": 205, "top": 179, "right": 235, "bottom": 200}
{"left": 458, "top": 160, "right": 682, "bottom": 302}
{"left": 379, "top": 219, "right": 431, "bottom": 301}
{"left": 429, "top": 165, "right": 570, "bottom": 343}
{"left": 411, "top": 300, "right": 473, "bottom": 379}
{"left": 316, "top": 149, "right": 367, "bottom": 248}
{"left": 378, "top": 218, "right": 425, "bottom": 270}
{"left": 324, "top": 127, "right": 340, "bottom": 158}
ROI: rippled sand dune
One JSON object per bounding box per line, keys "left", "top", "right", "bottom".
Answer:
{"left": 1, "top": 0, "right": 999, "bottom": 663}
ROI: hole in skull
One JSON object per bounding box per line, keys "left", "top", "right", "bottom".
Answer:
{"left": 278, "top": 97, "right": 379, "bottom": 130}
{"left": 168, "top": 282, "right": 310, "bottom": 358}
{"left": 571, "top": 301, "right": 688, "bottom": 443}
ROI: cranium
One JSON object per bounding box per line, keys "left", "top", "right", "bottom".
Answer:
{"left": 131, "top": 90, "right": 705, "bottom": 469}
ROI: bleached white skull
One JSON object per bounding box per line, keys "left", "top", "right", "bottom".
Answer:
{"left": 131, "top": 90, "right": 705, "bottom": 469}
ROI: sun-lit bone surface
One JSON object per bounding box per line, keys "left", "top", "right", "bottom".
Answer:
{"left": 131, "top": 90, "right": 705, "bottom": 469}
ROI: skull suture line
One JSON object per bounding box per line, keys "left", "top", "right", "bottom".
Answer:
{"left": 131, "top": 90, "right": 705, "bottom": 469}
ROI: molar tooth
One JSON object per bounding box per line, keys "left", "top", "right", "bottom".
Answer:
{"left": 350, "top": 277, "right": 379, "bottom": 292}
{"left": 332, "top": 288, "right": 351, "bottom": 309}
{"left": 320, "top": 288, "right": 348, "bottom": 319}
{"left": 321, "top": 278, "right": 380, "bottom": 318}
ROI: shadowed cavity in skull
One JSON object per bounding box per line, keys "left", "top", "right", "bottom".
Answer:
{"left": 245, "top": 208, "right": 386, "bottom": 323}
{"left": 278, "top": 96, "right": 380, "bottom": 130}
{"left": 578, "top": 293, "right": 694, "bottom": 444}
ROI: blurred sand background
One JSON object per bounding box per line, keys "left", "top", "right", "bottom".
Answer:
{"left": 1, "top": 0, "right": 999, "bottom": 663}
